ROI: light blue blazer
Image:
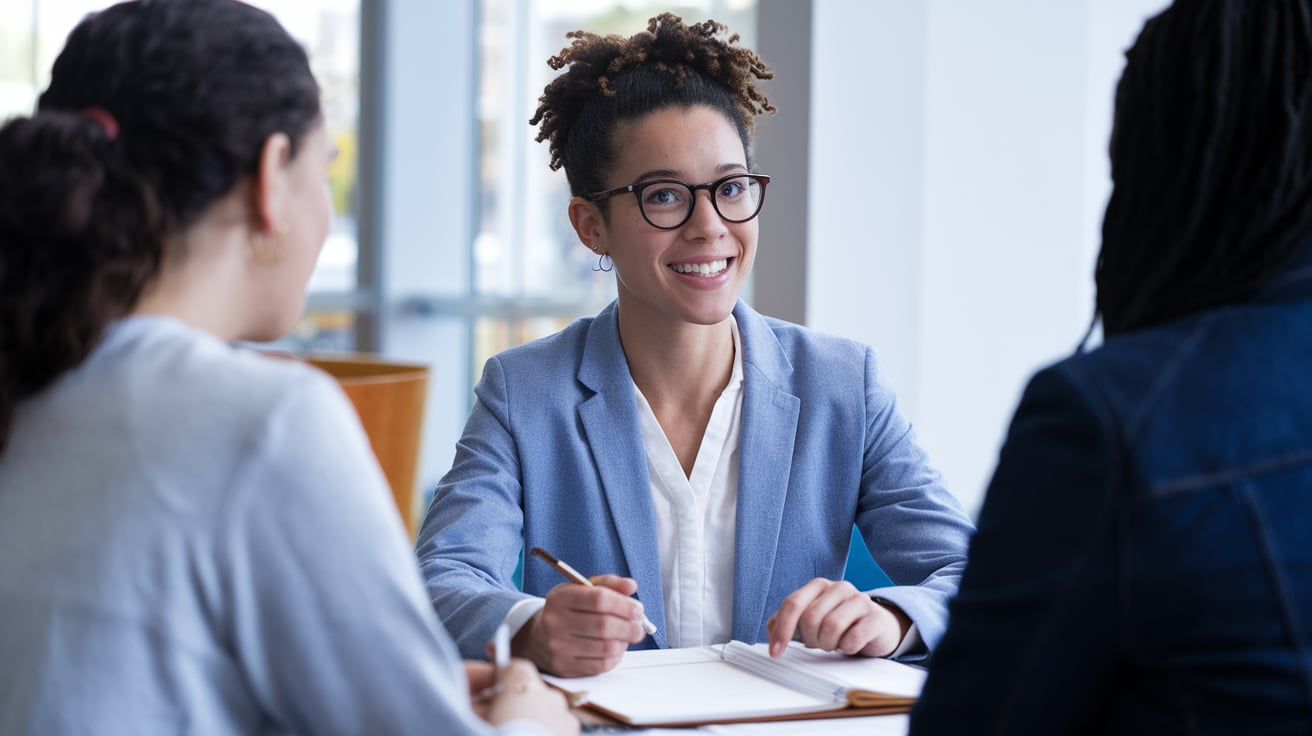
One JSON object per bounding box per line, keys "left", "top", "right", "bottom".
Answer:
{"left": 416, "top": 300, "right": 974, "bottom": 661}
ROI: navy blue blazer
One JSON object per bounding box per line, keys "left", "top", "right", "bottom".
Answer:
{"left": 912, "top": 259, "right": 1312, "bottom": 733}
{"left": 417, "top": 301, "right": 974, "bottom": 661}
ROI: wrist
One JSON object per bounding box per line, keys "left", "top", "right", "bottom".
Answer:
{"left": 871, "top": 596, "right": 912, "bottom": 640}
{"left": 510, "top": 611, "right": 546, "bottom": 668}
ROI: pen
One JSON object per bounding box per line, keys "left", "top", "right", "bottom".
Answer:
{"left": 530, "top": 547, "right": 659, "bottom": 636}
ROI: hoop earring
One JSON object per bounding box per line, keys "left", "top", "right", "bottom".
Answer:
{"left": 593, "top": 253, "right": 613, "bottom": 273}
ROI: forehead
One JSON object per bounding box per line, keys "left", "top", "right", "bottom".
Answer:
{"left": 608, "top": 105, "right": 748, "bottom": 181}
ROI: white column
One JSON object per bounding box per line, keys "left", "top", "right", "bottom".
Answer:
{"left": 373, "top": 0, "right": 478, "bottom": 500}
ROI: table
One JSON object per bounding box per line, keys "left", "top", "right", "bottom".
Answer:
{"left": 581, "top": 714, "right": 909, "bottom": 735}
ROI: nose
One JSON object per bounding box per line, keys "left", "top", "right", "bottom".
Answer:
{"left": 682, "top": 189, "right": 728, "bottom": 239}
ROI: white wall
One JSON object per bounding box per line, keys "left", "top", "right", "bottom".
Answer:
{"left": 805, "top": 0, "right": 1169, "bottom": 516}
{"left": 373, "top": 0, "right": 1172, "bottom": 519}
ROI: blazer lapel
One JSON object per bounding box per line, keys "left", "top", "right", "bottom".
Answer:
{"left": 577, "top": 303, "right": 668, "bottom": 647}
{"left": 731, "top": 303, "right": 800, "bottom": 642}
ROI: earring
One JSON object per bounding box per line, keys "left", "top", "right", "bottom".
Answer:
{"left": 593, "top": 253, "right": 613, "bottom": 273}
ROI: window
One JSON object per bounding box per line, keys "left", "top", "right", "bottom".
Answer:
{"left": 0, "top": 0, "right": 364, "bottom": 354}
{"left": 247, "top": 0, "right": 363, "bottom": 353}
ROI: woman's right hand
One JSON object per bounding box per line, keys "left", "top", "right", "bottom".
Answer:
{"left": 485, "top": 659, "right": 580, "bottom": 736}
{"left": 512, "top": 575, "right": 649, "bottom": 676}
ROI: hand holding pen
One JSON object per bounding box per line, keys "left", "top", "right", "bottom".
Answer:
{"left": 515, "top": 547, "right": 655, "bottom": 677}
{"left": 467, "top": 622, "right": 580, "bottom": 735}
{"left": 473, "top": 623, "right": 512, "bottom": 703}
{"left": 530, "top": 548, "right": 658, "bottom": 635}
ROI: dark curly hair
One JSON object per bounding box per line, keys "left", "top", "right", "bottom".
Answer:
{"left": 1096, "top": 0, "right": 1312, "bottom": 336}
{"left": 0, "top": 0, "right": 320, "bottom": 452}
{"left": 530, "top": 12, "right": 775, "bottom": 198}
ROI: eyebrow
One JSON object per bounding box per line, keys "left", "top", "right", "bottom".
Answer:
{"left": 630, "top": 163, "right": 749, "bottom": 182}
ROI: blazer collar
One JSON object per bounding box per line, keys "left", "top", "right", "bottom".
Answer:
{"left": 576, "top": 301, "right": 667, "bottom": 645}
{"left": 578, "top": 300, "right": 627, "bottom": 394}
{"left": 729, "top": 302, "right": 802, "bottom": 642}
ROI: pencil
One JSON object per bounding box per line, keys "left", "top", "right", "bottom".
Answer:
{"left": 529, "top": 547, "right": 659, "bottom": 636}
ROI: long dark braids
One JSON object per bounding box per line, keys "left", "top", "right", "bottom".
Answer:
{"left": 1096, "top": 0, "right": 1312, "bottom": 337}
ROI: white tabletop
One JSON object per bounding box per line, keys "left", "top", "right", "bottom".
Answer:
{"left": 584, "top": 714, "right": 909, "bottom": 735}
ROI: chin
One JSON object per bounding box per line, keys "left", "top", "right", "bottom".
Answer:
{"left": 691, "top": 298, "right": 739, "bottom": 324}
{"left": 685, "top": 309, "right": 735, "bottom": 327}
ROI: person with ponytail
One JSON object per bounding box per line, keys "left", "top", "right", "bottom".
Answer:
{"left": 911, "top": 1, "right": 1312, "bottom": 733}
{"left": 416, "top": 13, "right": 974, "bottom": 678}
{"left": 0, "top": 2, "right": 576, "bottom": 734}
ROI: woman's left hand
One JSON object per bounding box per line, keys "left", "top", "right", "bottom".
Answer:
{"left": 765, "top": 578, "right": 911, "bottom": 658}
{"left": 465, "top": 660, "right": 497, "bottom": 720}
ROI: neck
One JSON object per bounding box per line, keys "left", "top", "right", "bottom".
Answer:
{"left": 131, "top": 224, "right": 250, "bottom": 342}
{"left": 618, "top": 307, "right": 736, "bottom": 408}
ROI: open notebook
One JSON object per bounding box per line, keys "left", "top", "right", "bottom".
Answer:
{"left": 541, "top": 640, "right": 926, "bottom": 728}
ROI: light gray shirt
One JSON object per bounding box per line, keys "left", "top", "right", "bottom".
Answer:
{"left": 0, "top": 316, "right": 545, "bottom": 736}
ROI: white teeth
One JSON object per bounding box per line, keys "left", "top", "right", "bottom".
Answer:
{"left": 672, "top": 259, "right": 728, "bottom": 276}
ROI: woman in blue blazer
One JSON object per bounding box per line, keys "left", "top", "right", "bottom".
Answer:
{"left": 912, "top": 2, "right": 1312, "bottom": 733}
{"left": 416, "top": 14, "right": 974, "bottom": 677}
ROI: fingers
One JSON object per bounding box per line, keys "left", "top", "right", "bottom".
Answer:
{"left": 496, "top": 659, "right": 543, "bottom": 692}
{"left": 464, "top": 660, "right": 496, "bottom": 694}
{"left": 547, "top": 581, "right": 648, "bottom": 638}
{"left": 768, "top": 579, "right": 906, "bottom": 657}
{"left": 488, "top": 660, "right": 581, "bottom": 736}
{"left": 470, "top": 696, "right": 492, "bottom": 721}
{"left": 589, "top": 573, "right": 638, "bottom": 596}
{"left": 522, "top": 583, "right": 649, "bottom": 676}
{"left": 465, "top": 660, "right": 496, "bottom": 719}
{"left": 854, "top": 600, "right": 912, "bottom": 658}
{"left": 767, "top": 577, "right": 830, "bottom": 656}
{"left": 819, "top": 595, "right": 886, "bottom": 655}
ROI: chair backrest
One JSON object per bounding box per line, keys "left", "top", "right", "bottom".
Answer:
{"left": 305, "top": 355, "right": 430, "bottom": 536}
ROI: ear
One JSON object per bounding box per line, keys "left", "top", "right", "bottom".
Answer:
{"left": 568, "top": 196, "right": 608, "bottom": 255}
{"left": 250, "top": 131, "right": 294, "bottom": 234}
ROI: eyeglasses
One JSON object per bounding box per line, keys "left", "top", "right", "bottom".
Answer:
{"left": 583, "top": 173, "right": 771, "bottom": 230}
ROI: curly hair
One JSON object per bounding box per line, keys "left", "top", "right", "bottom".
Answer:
{"left": 1096, "top": 0, "right": 1312, "bottom": 336}
{"left": 530, "top": 12, "right": 775, "bottom": 197}
{"left": 0, "top": 0, "right": 320, "bottom": 452}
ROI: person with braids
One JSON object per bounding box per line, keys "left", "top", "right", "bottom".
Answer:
{"left": 416, "top": 13, "right": 974, "bottom": 678}
{"left": 0, "top": 2, "right": 578, "bottom": 734}
{"left": 911, "top": 2, "right": 1312, "bottom": 733}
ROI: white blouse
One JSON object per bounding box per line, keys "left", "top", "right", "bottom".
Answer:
{"left": 634, "top": 318, "right": 744, "bottom": 648}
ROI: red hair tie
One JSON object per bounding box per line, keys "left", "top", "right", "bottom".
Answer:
{"left": 81, "top": 107, "right": 119, "bottom": 141}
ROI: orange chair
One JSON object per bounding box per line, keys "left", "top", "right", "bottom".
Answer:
{"left": 305, "top": 355, "right": 430, "bottom": 536}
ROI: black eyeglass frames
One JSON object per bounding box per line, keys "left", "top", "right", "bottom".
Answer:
{"left": 583, "top": 173, "right": 771, "bottom": 230}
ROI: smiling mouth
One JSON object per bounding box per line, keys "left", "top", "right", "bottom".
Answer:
{"left": 670, "top": 258, "right": 729, "bottom": 277}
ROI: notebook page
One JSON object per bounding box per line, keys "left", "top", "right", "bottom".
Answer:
{"left": 725, "top": 641, "right": 926, "bottom": 700}
{"left": 542, "top": 646, "right": 845, "bottom": 726}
